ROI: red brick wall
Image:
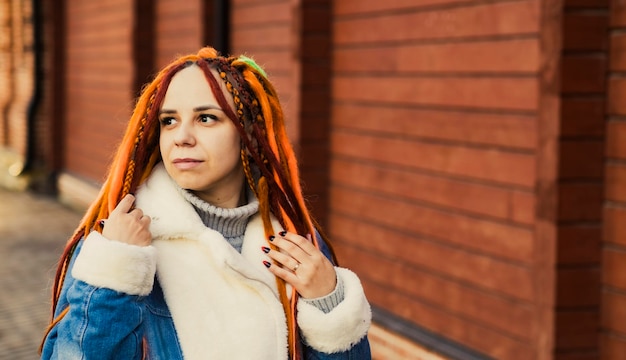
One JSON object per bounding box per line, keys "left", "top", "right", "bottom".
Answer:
{"left": 230, "top": 0, "right": 300, "bottom": 144}
{"left": 330, "top": 0, "right": 543, "bottom": 358}
{"left": 155, "top": 0, "right": 203, "bottom": 70}
{"left": 602, "top": 0, "right": 626, "bottom": 356}
{"left": 4, "top": 0, "right": 34, "bottom": 159}
{"left": 64, "top": 0, "right": 135, "bottom": 181}
{"left": 556, "top": 0, "right": 607, "bottom": 358}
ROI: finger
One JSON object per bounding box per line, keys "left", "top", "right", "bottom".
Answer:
{"left": 278, "top": 231, "right": 317, "bottom": 256}
{"left": 111, "top": 194, "right": 135, "bottom": 215}
{"left": 139, "top": 214, "right": 151, "bottom": 225}
{"left": 129, "top": 208, "right": 144, "bottom": 220}
{"left": 264, "top": 261, "right": 298, "bottom": 283}
{"left": 265, "top": 247, "right": 300, "bottom": 272}
{"left": 270, "top": 233, "right": 310, "bottom": 260}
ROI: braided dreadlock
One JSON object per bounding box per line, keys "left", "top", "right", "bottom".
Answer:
{"left": 42, "top": 47, "right": 333, "bottom": 360}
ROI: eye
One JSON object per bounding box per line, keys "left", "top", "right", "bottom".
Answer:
{"left": 199, "top": 113, "right": 218, "bottom": 124}
{"left": 159, "top": 116, "right": 177, "bottom": 126}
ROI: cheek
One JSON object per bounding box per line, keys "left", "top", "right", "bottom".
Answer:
{"left": 159, "top": 132, "right": 171, "bottom": 153}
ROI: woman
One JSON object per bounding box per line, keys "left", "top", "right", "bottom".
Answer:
{"left": 40, "top": 47, "right": 372, "bottom": 359}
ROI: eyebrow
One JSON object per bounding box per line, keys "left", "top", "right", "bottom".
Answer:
{"left": 159, "top": 105, "right": 223, "bottom": 114}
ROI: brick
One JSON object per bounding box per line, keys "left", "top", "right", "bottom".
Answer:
{"left": 332, "top": 131, "right": 536, "bottom": 187}
{"left": 231, "top": 24, "right": 292, "bottom": 50}
{"left": 603, "top": 248, "right": 626, "bottom": 291}
{"left": 555, "top": 310, "right": 600, "bottom": 349}
{"left": 334, "top": 0, "right": 480, "bottom": 15}
{"left": 333, "top": 76, "right": 538, "bottom": 111}
{"left": 611, "top": 0, "right": 626, "bottom": 27}
{"left": 332, "top": 215, "right": 535, "bottom": 304}
{"left": 563, "top": 13, "right": 609, "bottom": 51}
{"left": 156, "top": 16, "right": 201, "bottom": 35}
{"left": 334, "top": 1, "right": 539, "bottom": 45}
{"left": 556, "top": 268, "right": 601, "bottom": 307}
{"left": 600, "top": 334, "right": 626, "bottom": 359}
{"left": 604, "top": 206, "right": 626, "bottom": 247}
{"left": 330, "top": 158, "right": 535, "bottom": 224}
{"left": 561, "top": 55, "right": 607, "bottom": 94}
{"left": 557, "top": 225, "right": 602, "bottom": 264}
{"left": 65, "top": 0, "right": 135, "bottom": 183}
{"left": 608, "top": 78, "right": 626, "bottom": 116}
{"left": 558, "top": 183, "right": 603, "bottom": 221}
{"left": 329, "top": 186, "right": 534, "bottom": 262}
{"left": 607, "top": 121, "right": 626, "bottom": 159}
{"left": 232, "top": 0, "right": 284, "bottom": 5}
{"left": 364, "top": 280, "right": 534, "bottom": 360}
{"left": 231, "top": 1, "right": 291, "bottom": 26}
{"left": 332, "top": 104, "right": 536, "bottom": 149}
{"left": 333, "top": 39, "right": 539, "bottom": 73}
{"left": 602, "top": 290, "right": 626, "bottom": 334}
{"left": 234, "top": 49, "right": 292, "bottom": 75}
{"left": 561, "top": 98, "right": 605, "bottom": 137}
{"left": 606, "top": 163, "right": 626, "bottom": 202}
{"left": 610, "top": 33, "right": 626, "bottom": 71}
{"left": 565, "top": 0, "right": 609, "bottom": 7}
{"left": 156, "top": 0, "right": 201, "bottom": 18}
{"left": 335, "top": 245, "right": 534, "bottom": 340}
{"left": 558, "top": 140, "right": 605, "bottom": 179}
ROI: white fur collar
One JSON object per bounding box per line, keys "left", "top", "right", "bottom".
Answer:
{"left": 135, "top": 164, "right": 288, "bottom": 359}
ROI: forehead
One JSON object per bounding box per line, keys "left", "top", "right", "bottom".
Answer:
{"left": 161, "top": 65, "right": 233, "bottom": 110}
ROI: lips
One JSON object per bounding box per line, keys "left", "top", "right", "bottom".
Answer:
{"left": 172, "top": 158, "right": 203, "bottom": 170}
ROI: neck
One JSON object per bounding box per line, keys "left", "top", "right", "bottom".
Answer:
{"left": 193, "top": 188, "right": 244, "bottom": 209}
{"left": 193, "top": 169, "right": 246, "bottom": 208}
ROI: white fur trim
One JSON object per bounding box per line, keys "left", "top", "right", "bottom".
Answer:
{"left": 71, "top": 231, "right": 157, "bottom": 296}
{"left": 297, "top": 267, "right": 371, "bottom": 353}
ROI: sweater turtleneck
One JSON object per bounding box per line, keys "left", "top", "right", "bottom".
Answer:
{"left": 178, "top": 187, "right": 259, "bottom": 253}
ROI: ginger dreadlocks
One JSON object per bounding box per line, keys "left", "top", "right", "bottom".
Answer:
{"left": 43, "top": 47, "right": 333, "bottom": 360}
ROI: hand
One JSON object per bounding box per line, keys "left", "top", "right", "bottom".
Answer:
{"left": 263, "top": 231, "right": 336, "bottom": 299}
{"left": 101, "top": 194, "right": 152, "bottom": 247}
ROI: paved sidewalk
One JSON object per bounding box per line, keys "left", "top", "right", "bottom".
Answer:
{"left": 0, "top": 188, "right": 81, "bottom": 359}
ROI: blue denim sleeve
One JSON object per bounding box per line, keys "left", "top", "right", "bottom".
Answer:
{"left": 315, "top": 230, "right": 336, "bottom": 266}
{"left": 304, "top": 336, "right": 372, "bottom": 360}
{"left": 41, "top": 241, "right": 146, "bottom": 360}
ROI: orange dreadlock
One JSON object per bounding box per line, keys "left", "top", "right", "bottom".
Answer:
{"left": 41, "top": 47, "right": 334, "bottom": 360}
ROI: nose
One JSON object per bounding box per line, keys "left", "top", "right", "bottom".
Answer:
{"left": 173, "top": 121, "right": 196, "bottom": 146}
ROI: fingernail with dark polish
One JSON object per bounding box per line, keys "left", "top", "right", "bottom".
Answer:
{"left": 99, "top": 220, "right": 105, "bottom": 227}
{"left": 269, "top": 235, "right": 275, "bottom": 241}
{"left": 263, "top": 260, "right": 271, "bottom": 268}
{"left": 262, "top": 246, "right": 270, "bottom": 253}
{"left": 279, "top": 231, "right": 287, "bottom": 237}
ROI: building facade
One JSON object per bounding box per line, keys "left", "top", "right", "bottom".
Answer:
{"left": 0, "top": 0, "right": 624, "bottom": 359}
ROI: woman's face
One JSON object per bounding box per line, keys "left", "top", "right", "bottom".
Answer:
{"left": 159, "top": 65, "right": 244, "bottom": 208}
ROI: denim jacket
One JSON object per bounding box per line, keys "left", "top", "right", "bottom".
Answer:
{"left": 41, "top": 164, "right": 372, "bottom": 359}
